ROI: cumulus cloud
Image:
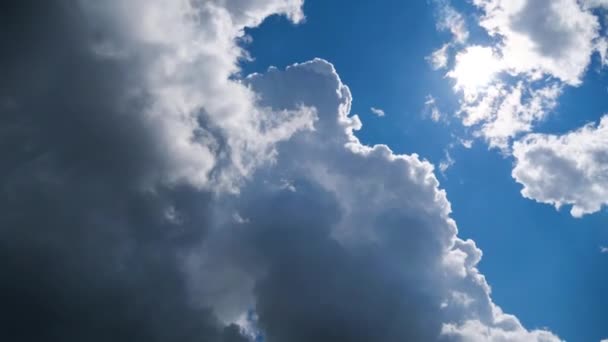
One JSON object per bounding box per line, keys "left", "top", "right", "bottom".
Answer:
{"left": 79, "top": 0, "right": 312, "bottom": 192}
{"left": 0, "top": 0, "right": 305, "bottom": 340}
{"left": 513, "top": 116, "right": 608, "bottom": 217}
{"left": 0, "top": 1, "right": 561, "bottom": 342}
{"left": 442, "top": 318, "right": 563, "bottom": 342}
{"left": 473, "top": 0, "right": 600, "bottom": 85}
{"left": 189, "top": 58, "right": 560, "bottom": 341}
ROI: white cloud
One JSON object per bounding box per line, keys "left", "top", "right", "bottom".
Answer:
{"left": 427, "top": 1, "right": 469, "bottom": 70}
{"left": 447, "top": 46, "right": 562, "bottom": 149}
{"left": 80, "top": 0, "right": 312, "bottom": 192}
{"left": 184, "top": 59, "right": 562, "bottom": 341}
{"left": 460, "top": 139, "right": 474, "bottom": 149}
{"left": 472, "top": 0, "right": 600, "bottom": 85}
{"left": 440, "top": 149, "right": 455, "bottom": 175}
{"left": 512, "top": 115, "right": 608, "bottom": 217}
{"left": 454, "top": 79, "right": 562, "bottom": 150}
{"left": 461, "top": 82, "right": 562, "bottom": 150}
{"left": 435, "top": 0, "right": 469, "bottom": 44}
{"left": 596, "top": 38, "right": 608, "bottom": 66}
{"left": 428, "top": 44, "right": 451, "bottom": 70}
{"left": 448, "top": 46, "right": 503, "bottom": 98}
{"left": 432, "top": 0, "right": 606, "bottom": 150}
{"left": 442, "top": 318, "right": 563, "bottom": 342}
{"left": 582, "top": 0, "right": 608, "bottom": 9}
{"left": 370, "top": 106, "right": 386, "bottom": 117}
{"left": 425, "top": 95, "right": 444, "bottom": 122}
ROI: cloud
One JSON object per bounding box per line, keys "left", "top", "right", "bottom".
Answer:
{"left": 435, "top": 0, "right": 469, "bottom": 44}
{"left": 442, "top": 318, "right": 563, "bottom": 342}
{"left": 431, "top": 0, "right": 608, "bottom": 217}
{"left": 433, "top": 0, "right": 604, "bottom": 148}
{"left": 472, "top": 0, "right": 600, "bottom": 85}
{"left": 460, "top": 139, "right": 474, "bottom": 149}
{"left": 0, "top": 2, "right": 561, "bottom": 342}
{"left": 0, "top": 0, "right": 304, "bottom": 340}
{"left": 582, "top": 0, "right": 608, "bottom": 9}
{"left": 77, "top": 0, "right": 312, "bottom": 192}
{"left": 512, "top": 115, "right": 608, "bottom": 217}
{"left": 193, "top": 58, "right": 560, "bottom": 341}
{"left": 428, "top": 43, "right": 450, "bottom": 70}
{"left": 448, "top": 46, "right": 503, "bottom": 96}
{"left": 440, "top": 150, "right": 455, "bottom": 175}
{"left": 425, "top": 95, "right": 444, "bottom": 122}
{"left": 370, "top": 106, "right": 386, "bottom": 117}
{"left": 427, "top": 1, "right": 468, "bottom": 70}
{"left": 458, "top": 81, "right": 562, "bottom": 150}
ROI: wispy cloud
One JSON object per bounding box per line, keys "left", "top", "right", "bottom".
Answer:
{"left": 439, "top": 149, "right": 455, "bottom": 175}
{"left": 370, "top": 106, "right": 386, "bottom": 117}
{"left": 427, "top": 43, "right": 450, "bottom": 70}
{"left": 424, "top": 95, "right": 443, "bottom": 122}
{"left": 435, "top": 0, "right": 469, "bottom": 44}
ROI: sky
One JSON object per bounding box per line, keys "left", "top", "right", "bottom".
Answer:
{"left": 0, "top": 1, "right": 607, "bottom": 342}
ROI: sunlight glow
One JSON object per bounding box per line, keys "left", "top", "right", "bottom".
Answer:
{"left": 448, "top": 46, "right": 503, "bottom": 96}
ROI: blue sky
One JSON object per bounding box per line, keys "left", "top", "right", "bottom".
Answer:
{"left": 242, "top": 1, "right": 608, "bottom": 341}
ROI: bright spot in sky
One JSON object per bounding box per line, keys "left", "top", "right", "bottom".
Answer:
{"left": 449, "top": 46, "right": 503, "bottom": 96}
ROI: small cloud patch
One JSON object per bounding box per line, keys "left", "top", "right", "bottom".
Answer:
{"left": 370, "top": 106, "right": 386, "bottom": 117}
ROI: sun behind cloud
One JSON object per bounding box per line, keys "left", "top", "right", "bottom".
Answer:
{"left": 448, "top": 45, "right": 503, "bottom": 98}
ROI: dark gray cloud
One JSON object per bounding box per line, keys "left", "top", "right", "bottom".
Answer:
{"left": 0, "top": 1, "right": 245, "bottom": 341}
{"left": 237, "top": 182, "right": 442, "bottom": 342}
